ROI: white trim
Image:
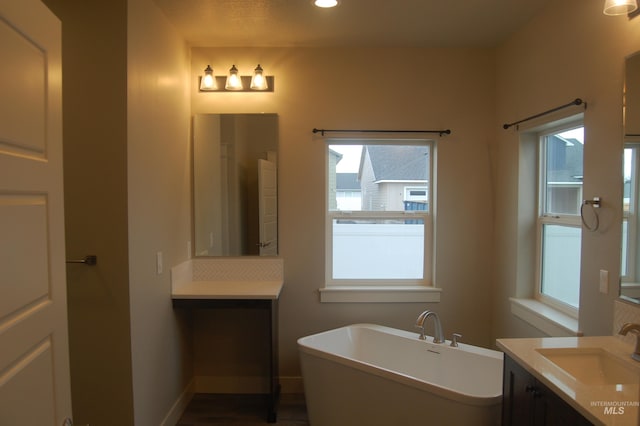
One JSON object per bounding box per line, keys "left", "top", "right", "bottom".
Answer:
{"left": 326, "top": 140, "right": 434, "bottom": 288}
{"left": 320, "top": 286, "right": 441, "bottom": 303}
{"left": 159, "top": 379, "right": 194, "bottom": 426}
{"left": 510, "top": 298, "right": 581, "bottom": 337}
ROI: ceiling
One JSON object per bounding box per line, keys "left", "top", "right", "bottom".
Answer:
{"left": 152, "top": 0, "right": 552, "bottom": 48}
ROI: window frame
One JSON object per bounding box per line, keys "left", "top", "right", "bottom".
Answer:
{"left": 534, "top": 123, "right": 584, "bottom": 318}
{"left": 622, "top": 142, "right": 640, "bottom": 283}
{"left": 324, "top": 138, "right": 434, "bottom": 288}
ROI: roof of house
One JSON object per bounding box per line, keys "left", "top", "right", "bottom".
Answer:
{"left": 336, "top": 173, "right": 360, "bottom": 190}
{"left": 362, "top": 145, "right": 429, "bottom": 181}
{"left": 546, "top": 135, "right": 583, "bottom": 183}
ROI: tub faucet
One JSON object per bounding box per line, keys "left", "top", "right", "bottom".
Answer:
{"left": 619, "top": 322, "right": 640, "bottom": 362}
{"left": 415, "top": 310, "right": 445, "bottom": 344}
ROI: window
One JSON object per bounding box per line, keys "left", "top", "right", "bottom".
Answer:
{"left": 326, "top": 141, "right": 433, "bottom": 287}
{"left": 622, "top": 144, "right": 640, "bottom": 283}
{"left": 536, "top": 125, "right": 584, "bottom": 316}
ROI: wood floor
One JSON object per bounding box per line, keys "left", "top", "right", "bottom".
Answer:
{"left": 176, "top": 393, "right": 309, "bottom": 425}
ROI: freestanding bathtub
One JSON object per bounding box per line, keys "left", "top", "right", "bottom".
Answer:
{"left": 298, "top": 323, "right": 503, "bottom": 426}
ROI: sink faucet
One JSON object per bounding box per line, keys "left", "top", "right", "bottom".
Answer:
{"left": 619, "top": 322, "right": 640, "bottom": 362}
{"left": 415, "top": 310, "right": 445, "bottom": 343}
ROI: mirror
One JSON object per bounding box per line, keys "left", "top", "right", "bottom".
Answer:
{"left": 193, "top": 113, "right": 278, "bottom": 257}
{"left": 621, "top": 52, "right": 640, "bottom": 303}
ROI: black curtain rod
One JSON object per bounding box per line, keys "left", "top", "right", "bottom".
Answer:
{"left": 503, "top": 98, "right": 585, "bottom": 130}
{"left": 312, "top": 128, "right": 451, "bottom": 137}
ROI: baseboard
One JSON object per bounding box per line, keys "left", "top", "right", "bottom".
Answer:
{"left": 194, "top": 375, "right": 304, "bottom": 394}
{"left": 160, "top": 379, "right": 195, "bottom": 426}
{"left": 280, "top": 376, "right": 304, "bottom": 394}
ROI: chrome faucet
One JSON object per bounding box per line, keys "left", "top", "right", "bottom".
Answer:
{"left": 415, "top": 310, "right": 445, "bottom": 343}
{"left": 619, "top": 322, "right": 640, "bottom": 362}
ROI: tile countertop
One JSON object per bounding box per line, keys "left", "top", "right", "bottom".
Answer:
{"left": 171, "top": 280, "right": 284, "bottom": 300}
{"left": 496, "top": 336, "right": 640, "bottom": 426}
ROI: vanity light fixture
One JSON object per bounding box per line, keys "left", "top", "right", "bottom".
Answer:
{"left": 199, "top": 65, "right": 217, "bottom": 91}
{"left": 250, "top": 64, "right": 268, "bottom": 90}
{"left": 313, "top": 0, "right": 340, "bottom": 8}
{"left": 225, "top": 65, "right": 243, "bottom": 90}
{"left": 199, "top": 64, "right": 274, "bottom": 92}
{"left": 603, "top": 0, "right": 638, "bottom": 15}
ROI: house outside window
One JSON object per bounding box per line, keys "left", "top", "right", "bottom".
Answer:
{"left": 537, "top": 126, "right": 584, "bottom": 315}
{"left": 326, "top": 141, "right": 433, "bottom": 285}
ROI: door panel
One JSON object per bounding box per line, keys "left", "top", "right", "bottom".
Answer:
{"left": 0, "top": 1, "right": 72, "bottom": 425}
{"left": 258, "top": 159, "right": 278, "bottom": 256}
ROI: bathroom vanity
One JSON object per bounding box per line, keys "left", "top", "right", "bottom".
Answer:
{"left": 497, "top": 336, "right": 640, "bottom": 426}
{"left": 171, "top": 258, "right": 284, "bottom": 423}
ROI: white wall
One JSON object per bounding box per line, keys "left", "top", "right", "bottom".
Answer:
{"left": 492, "top": 0, "right": 640, "bottom": 339}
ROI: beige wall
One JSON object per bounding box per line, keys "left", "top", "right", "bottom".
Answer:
{"left": 42, "top": 0, "right": 192, "bottom": 424}
{"left": 492, "top": 0, "right": 640, "bottom": 339}
{"left": 191, "top": 47, "right": 497, "bottom": 379}
{"left": 127, "top": 0, "right": 192, "bottom": 424}
{"left": 43, "top": 0, "right": 640, "bottom": 422}
{"left": 41, "top": 0, "right": 135, "bottom": 424}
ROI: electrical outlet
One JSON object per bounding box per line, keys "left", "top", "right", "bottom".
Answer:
{"left": 599, "top": 269, "right": 608, "bottom": 294}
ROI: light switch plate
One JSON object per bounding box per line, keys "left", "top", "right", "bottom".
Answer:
{"left": 156, "top": 251, "right": 163, "bottom": 275}
{"left": 599, "top": 269, "right": 608, "bottom": 294}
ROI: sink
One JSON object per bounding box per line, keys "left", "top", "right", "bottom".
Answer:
{"left": 536, "top": 347, "right": 640, "bottom": 385}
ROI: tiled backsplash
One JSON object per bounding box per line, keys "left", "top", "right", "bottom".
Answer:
{"left": 614, "top": 299, "right": 640, "bottom": 346}
{"left": 192, "top": 258, "right": 283, "bottom": 281}
{"left": 171, "top": 257, "right": 284, "bottom": 288}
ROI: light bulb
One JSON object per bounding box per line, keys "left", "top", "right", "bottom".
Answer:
{"left": 250, "top": 64, "right": 268, "bottom": 90}
{"left": 200, "top": 65, "right": 216, "bottom": 90}
{"left": 225, "top": 65, "right": 243, "bottom": 90}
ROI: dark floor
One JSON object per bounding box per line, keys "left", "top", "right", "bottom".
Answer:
{"left": 176, "top": 393, "right": 310, "bottom": 426}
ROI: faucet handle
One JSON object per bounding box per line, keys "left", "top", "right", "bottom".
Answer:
{"left": 450, "top": 333, "right": 462, "bottom": 347}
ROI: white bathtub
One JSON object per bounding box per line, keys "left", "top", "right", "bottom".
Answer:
{"left": 298, "top": 323, "right": 503, "bottom": 426}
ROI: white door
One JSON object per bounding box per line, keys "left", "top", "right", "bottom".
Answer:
{"left": 0, "top": 1, "right": 72, "bottom": 425}
{"left": 258, "top": 159, "right": 278, "bottom": 256}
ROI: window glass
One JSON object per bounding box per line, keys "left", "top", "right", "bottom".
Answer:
{"left": 538, "top": 126, "right": 583, "bottom": 311}
{"left": 540, "top": 224, "right": 581, "bottom": 308}
{"left": 327, "top": 142, "right": 431, "bottom": 284}
{"left": 622, "top": 145, "right": 639, "bottom": 281}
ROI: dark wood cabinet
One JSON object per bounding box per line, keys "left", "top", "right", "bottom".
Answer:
{"left": 502, "top": 355, "right": 592, "bottom": 426}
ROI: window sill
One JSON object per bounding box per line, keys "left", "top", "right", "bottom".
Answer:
{"left": 319, "top": 286, "right": 441, "bottom": 303}
{"left": 510, "top": 298, "right": 582, "bottom": 337}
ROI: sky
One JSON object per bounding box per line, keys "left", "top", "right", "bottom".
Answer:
{"left": 331, "top": 145, "right": 363, "bottom": 173}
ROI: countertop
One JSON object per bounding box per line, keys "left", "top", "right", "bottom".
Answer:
{"left": 496, "top": 336, "right": 640, "bottom": 426}
{"left": 171, "top": 280, "right": 283, "bottom": 300}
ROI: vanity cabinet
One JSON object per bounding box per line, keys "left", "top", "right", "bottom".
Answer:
{"left": 502, "top": 355, "right": 592, "bottom": 426}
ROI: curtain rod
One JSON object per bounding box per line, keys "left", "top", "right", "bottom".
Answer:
{"left": 502, "top": 98, "right": 585, "bottom": 130}
{"left": 312, "top": 128, "right": 452, "bottom": 137}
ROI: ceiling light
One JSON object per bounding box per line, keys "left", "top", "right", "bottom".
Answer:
{"left": 313, "top": 0, "right": 340, "bottom": 8}
{"left": 603, "top": 0, "right": 638, "bottom": 15}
